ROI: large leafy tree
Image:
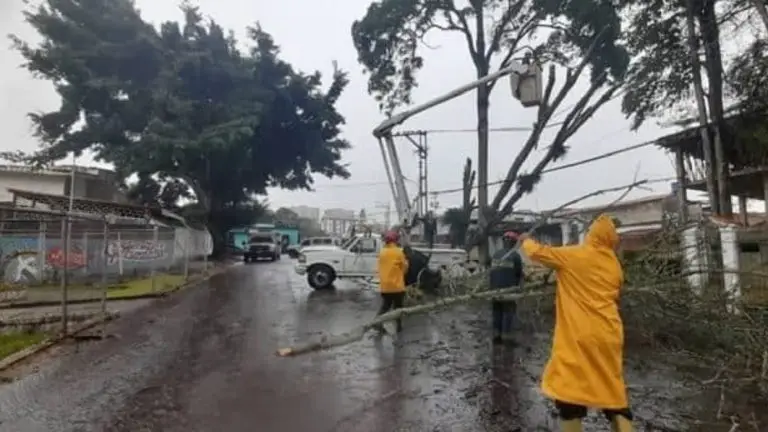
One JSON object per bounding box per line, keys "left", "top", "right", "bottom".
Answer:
{"left": 352, "top": 0, "right": 628, "bottom": 258}
{"left": 621, "top": 0, "right": 739, "bottom": 214}
{"left": 11, "top": 0, "right": 350, "bottom": 248}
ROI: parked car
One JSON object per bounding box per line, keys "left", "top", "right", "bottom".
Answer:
{"left": 244, "top": 233, "right": 281, "bottom": 262}
{"left": 287, "top": 236, "right": 342, "bottom": 258}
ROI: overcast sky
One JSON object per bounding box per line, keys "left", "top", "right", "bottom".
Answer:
{"left": 1, "top": 0, "right": 684, "bottom": 223}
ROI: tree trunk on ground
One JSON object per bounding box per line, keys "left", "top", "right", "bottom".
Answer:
{"left": 685, "top": 0, "right": 720, "bottom": 214}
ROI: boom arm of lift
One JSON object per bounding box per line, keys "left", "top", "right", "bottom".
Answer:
{"left": 373, "top": 60, "right": 540, "bottom": 228}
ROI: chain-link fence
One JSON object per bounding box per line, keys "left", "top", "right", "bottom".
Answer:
{"left": 0, "top": 209, "right": 212, "bottom": 336}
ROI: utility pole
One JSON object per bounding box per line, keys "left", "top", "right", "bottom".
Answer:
{"left": 391, "top": 130, "right": 428, "bottom": 219}
{"left": 372, "top": 60, "right": 541, "bottom": 248}
{"left": 62, "top": 153, "right": 76, "bottom": 335}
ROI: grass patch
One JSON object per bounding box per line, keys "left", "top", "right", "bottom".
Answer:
{"left": 0, "top": 332, "right": 47, "bottom": 360}
{"left": 0, "top": 274, "right": 189, "bottom": 304}
{"left": 107, "top": 274, "right": 186, "bottom": 298}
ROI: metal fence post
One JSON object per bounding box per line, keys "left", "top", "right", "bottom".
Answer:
{"left": 100, "top": 221, "right": 109, "bottom": 317}
{"left": 183, "top": 233, "right": 190, "bottom": 280}
{"left": 151, "top": 225, "right": 159, "bottom": 292}
{"left": 117, "top": 231, "right": 124, "bottom": 276}
{"left": 60, "top": 216, "right": 70, "bottom": 336}
{"left": 82, "top": 231, "right": 89, "bottom": 277}
{"left": 203, "top": 233, "right": 209, "bottom": 275}
{"left": 37, "top": 221, "right": 46, "bottom": 284}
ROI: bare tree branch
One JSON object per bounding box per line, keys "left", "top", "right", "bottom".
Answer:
{"left": 484, "top": 2, "right": 522, "bottom": 61}
{"left": 489, "top": 28, "right": 612, "bottom": 217}
{"left": 495, "top": 79, "right": 618, "bottom": 222}
{"left": 441, "top": 0, "right": 479, "bottom": 62}
{"left": 488, "top": 65, "right": 557, "bottom": 212}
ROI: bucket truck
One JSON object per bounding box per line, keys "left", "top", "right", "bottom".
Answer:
{"left": 293, "top": 60, "right": 541, "bottom": 291}
{"left": 375, "top": 61, "right": 543, "bottom": 238}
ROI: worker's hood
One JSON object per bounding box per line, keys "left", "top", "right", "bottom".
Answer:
{"left": 584, "top": 214, "right": 619, "bottom": 250}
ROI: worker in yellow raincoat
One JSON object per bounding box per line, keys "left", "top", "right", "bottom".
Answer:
{"left": 519, "top": 214, "right": 633, "bottom": 432}
{"left": 375, "top": 230, "right": 409, "bottom": 333}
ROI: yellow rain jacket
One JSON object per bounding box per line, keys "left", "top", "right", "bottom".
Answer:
{"left": 378, "top": 243, "right": 409, "bottom": 293}
{"left": 520, "top": 214, "right": 628, "bottom": 409}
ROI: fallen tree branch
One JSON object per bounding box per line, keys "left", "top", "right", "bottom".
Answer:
{"left": 277, "top": 282, "right": 549, "bottom": 357}
{"left": 277, "top": 283, "right": 659, "bottom": 357}
{"left": 278, "top": 180, "right": 656, "bottom": 358}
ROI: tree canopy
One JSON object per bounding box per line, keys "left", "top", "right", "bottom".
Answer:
{"left": 352, "top": 0, "right": 629, "bottom": 249}
{"left": 619, "top": 0, "right": 762, "bottom": 214}
{"left": 351, "top": 0, "right": 628, "bottom": 114}
{"left": 11, "top": 0, "right": 350, "bottom": 244}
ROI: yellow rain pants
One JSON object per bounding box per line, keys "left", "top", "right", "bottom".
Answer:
{"left": 521, "top": 214, "right": 628, "bottom": 409}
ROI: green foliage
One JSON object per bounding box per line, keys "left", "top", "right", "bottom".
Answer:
{"left": 0, "top": 332, "right": 47, "bottom": 360}
{"left": 441, "top": 206, "right": 470, "bottom": 248}
{"left": 729, "top": 39, "right": 768, "bottom": 112}
{"left": 11, "top": 0, "right": 351, "bottom": 242}
{"left": 274, "top": 207, "right": 300, "bottom": 223}
{"left": 272, "top": 207, "right": 326, "bottom": 237}
{"left": 620, "top": 0, "right": 691, "bottom": 129}
{"left": 352, "top": 0, "right": 629, "bottom": 114}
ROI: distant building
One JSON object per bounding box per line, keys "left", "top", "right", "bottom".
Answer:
{"left": 289, "top": 205, "right": 320, "bottom": 221}
{"left": 0, "top": 164, "right": 127, "bottom": 205}
{"left": 558, "top": 186, "right": 704, "bottom": 251}
{"left": 321, "top": 208, "right": 356, "bottom": 237}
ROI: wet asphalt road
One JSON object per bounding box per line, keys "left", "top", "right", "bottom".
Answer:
{"left": 0, "top": 259, "right": 697, "bottom": 431}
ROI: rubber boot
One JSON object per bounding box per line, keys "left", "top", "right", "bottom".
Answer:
{"left": 559, "top": 418, "right": 583, "bottom": 432}
{"left": 610, "top": 415, "right": 633, "bottom": 432}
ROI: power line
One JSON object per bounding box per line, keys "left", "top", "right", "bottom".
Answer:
{"left": 401, "top": 121, "right": 565, "bottom": 135}
{"left": 428, "top": 135, "right": 660, "bottom": 196}
{"left": 296, "top": 127, "right": 647, "bottom": 194}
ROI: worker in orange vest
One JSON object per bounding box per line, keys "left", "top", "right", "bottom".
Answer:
{"left": 519, "top": 214, "right": 633, "bottom": 432}
{"left": 375, "top": 230, "right": 409, "bottom": 333}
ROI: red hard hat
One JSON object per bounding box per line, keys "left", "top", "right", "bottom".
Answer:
{"left": 383, "top": 230, "right": 400, "bottom": 243}
{"left": 503, "top": 231, "right": 519, "bottom": 240}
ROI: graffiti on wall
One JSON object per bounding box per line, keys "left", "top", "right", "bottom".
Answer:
{"left": 47, "top": 246, "right": 87, "bottom": 269}
{"left": 106, "top": 240, "right": 166, "bottom": 265}
{"left": 0, "top": 238, "right": 88, "bottom": 284}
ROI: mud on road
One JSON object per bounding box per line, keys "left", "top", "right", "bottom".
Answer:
{"left": 0, "top": 259, "right": 710, "bottom": 431}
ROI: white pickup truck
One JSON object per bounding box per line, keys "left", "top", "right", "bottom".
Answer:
{"left": 294, "top": 234, "right": 468, "bottom": 290}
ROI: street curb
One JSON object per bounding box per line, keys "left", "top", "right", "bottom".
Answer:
{"left": 0, "top": 261, "right": 239, "bottom": 373}
{"left": 0, "top": 312, "right": 119, "bottom": 372}
{"left": 0, "top": 262, "right": 238, "bottom": 310}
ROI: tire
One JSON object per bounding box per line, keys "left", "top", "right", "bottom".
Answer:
{"left": 307, "top": 264, "right": 336, "bottom": 290}
{"left": 244, "top": 255, "right": 250, "bottom": 263}
{"left": 288, "top": 250, "right": 298, "bottom": 259}
{"left": 270, "top": 255, "right": 276, "bottom": 262}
